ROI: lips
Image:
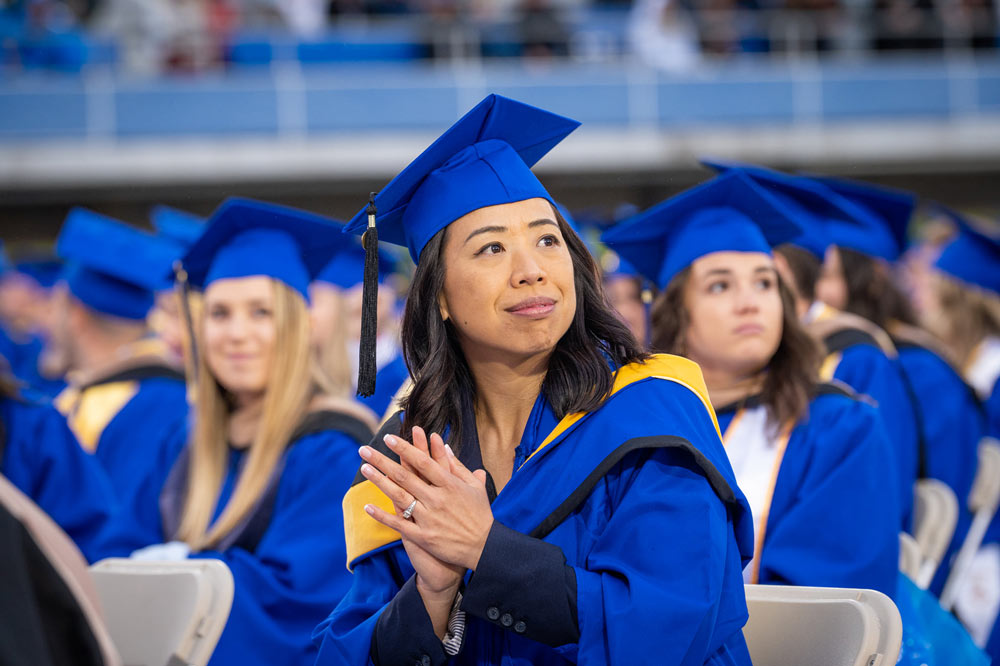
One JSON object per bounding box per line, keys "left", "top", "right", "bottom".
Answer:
{"left": 505, "top": 297, "right": 557, "bottom": 317}
{"left": 733, "top": 324, "right": 765, "bottom": 336}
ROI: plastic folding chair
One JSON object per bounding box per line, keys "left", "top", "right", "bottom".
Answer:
{"left": 912, "top": 478, "right": 959, "bottom": 589}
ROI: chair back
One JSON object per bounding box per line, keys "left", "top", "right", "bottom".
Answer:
{"left": 912, "top": 478, "right": 959, "bottom": 588}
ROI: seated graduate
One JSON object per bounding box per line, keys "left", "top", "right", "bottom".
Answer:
{"left": 130, "top": 198, "right": 379, "bottom": 666}
{"left": 915, "top": 207, "right": 1000, "bottom": 659}
{"left": 47, "top": 209, "right": 190, "bottom": 516}
{"left": 0, "top": 362, "right": 128, "bottom": 562}
{"left": 603, "top": 171, "right": 900, "bottom": 596}
{"left": 314, "top": 95, "right": 754, "bottom": 666}
{"left": 311, "top": 242, "right": 410, "bottom": 422}
{"left": 807, "top": 177, "right": 986, "bottom": 594}
{"left": 702, "top": 159, "right": 921, "bottom": 528}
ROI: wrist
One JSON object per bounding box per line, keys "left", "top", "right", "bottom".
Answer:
{"left": 467, "top": 519, "right": 494, "bottom": 571}
{"left": 416, "top": 575, "right": 461, "bottom": 601}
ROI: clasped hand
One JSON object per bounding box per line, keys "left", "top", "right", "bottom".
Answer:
{"left": 359, "top": 427, "right": 494, "bottom": 590}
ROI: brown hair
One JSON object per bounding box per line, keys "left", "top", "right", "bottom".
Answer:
{"left": 651, "top": 266, "right": 821, "bottom": 426}
{"left": 176, "top": 279, "right": 316, "bottom": 550}
{"left": 400, "top": 206, "right": 648, "bottom": 450}
{"left": 775, "top": 244, "right": 821, "bottom": 303}
{"left": 837, "top": 247, "right": 918, "bottom": 329}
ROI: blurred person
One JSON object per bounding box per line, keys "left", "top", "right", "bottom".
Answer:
{"left": 807, "top": 176, "right": 985, "bottom": 595}
{"left": 704, "top": 159, "right": 921, "bottom": 528}
{"left": 0, "top": 359, "right": 131, "bottom": 563}
{"left": 130, "top": 198, "right": 378, "bottom": 666}
{"left": 90, "top": 0, "right": 175, "bottom": 74}
{"left": 601, "top": 249, "right": 652, "bottom": 345}
{"left": 516, "top": 0, "right": 570, "bottom": 57}
{"left": 871, "top": 0, "right": 943, "bottom": 50}
{"left": 311, "top": 241, "right": 409, "bottom": 421}
{"left": 315, "top": 94, "right": 754, "bottom": 666}
{"left": 49, "top": 209, "right": 189, "bottom": 522}
{"left": 917, "top": 208, "right": 1000, "bottom": 661}
{"left": 605, "top": 171, "right": 900, "bottom": 598}
{"left": 628, "top": 0, "right": 701, "bottom": 71}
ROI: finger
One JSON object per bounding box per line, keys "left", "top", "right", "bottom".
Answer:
{"left": 360, "top": 462, "right": 417, "bottom": 511}
{"left": 384, "top": 434, "right": 451, "bottom": 487}
{"left": 411, "top": 426, "right": 429, "bottom": 455}
{"left": 445, "top": 448, "right": 480, "bottom": 484}
{"left": 429, "top": 432, "right": 449, "bottom": 465}
{"left": 364, "top": 501, "right": 420, "bottom": 539}
{"left": 472, "top": 469, "right": 488, "bottom": 486}
{"left": 360, "top": 446, "right": 431, "bottom": 501}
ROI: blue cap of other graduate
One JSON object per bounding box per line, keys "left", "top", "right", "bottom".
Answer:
{"left": 56, "top": 208, "right": 182, "bottom": 320}
{"left": 601, "top": 171, "right": 802, "bottom": 289}
{"left": 933, "top": 206, "right": 1000, "bottom": 296}
{"left": 181, "top": 197, "right": 348, "bottom": 303}
{"left": 16, "top": 257, "right": 64, "bottom": 288}
{"left": 703, "top": 159, "right": 874, "bottom": 261}
{"left": 342, "top": 94, "right": 580, "bottom": 263}
{"left": 315, "top": 241, "right": 399, "bottom": 289}
{"left": 151, "top": 205, "right": 206, "bottom": 249}
{"left": 805, "top": 175, "right": 915, "bottom": 261}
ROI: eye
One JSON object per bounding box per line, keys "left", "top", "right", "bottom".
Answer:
{"left": 707, "top": 280, "right": 728, "bottom": 294}
{"left": 755, "top": 277, "right": 774, "bottom": 290}
{"left": 538, "top": 234, "right": 561, "bottom": 248}
{"left": 251, "top": 306, "right": 273, "bottom": 319}
{"left": 208, "top": 306, "right": 228, "bottom": 320}
{"left": 476, "top": 242, "right": 504, "bottom": 256}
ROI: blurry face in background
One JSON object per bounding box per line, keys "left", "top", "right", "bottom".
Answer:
{"left": 604, "top": 275, "right": 647, "bottom": 344}
{"left": 148, "top": 291, "right": 184, "bottom": 361}
{"left": 438, "top": 198, "right": 576, "bottom": 363}
{"left": 682, "top": 251, "right": 784, "bottom": 382}
{"left": 815, "top": 246, "right": 848, "bottom": 310}
{"left": 39, "top": 282, "right": 75, "bottom": 377}
{"left": 203, "top": 276, "right": 277, "bottom": 401}
{"left": 340, "top": 282, "right": 398, "bottom": 341}
{"left": 0, "top": 273, "right": 49, "bottom": 335}
{"left": 309, "top": 281, "right": 343, "bottom": 346}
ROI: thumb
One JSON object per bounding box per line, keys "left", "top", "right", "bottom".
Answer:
{"left": 472, "top": 469, "right": 488, "bottom": 486}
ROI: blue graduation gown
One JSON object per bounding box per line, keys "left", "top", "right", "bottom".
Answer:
{"left": 315, "top": 355, "right": 754, "bottom": 666}
{"left": 825, "top": 343, "right": 919, "bottom": 527}
{"left": 0, "top": 327, "right": 65, "bottom": 397}
{"left": 896, "top": 343, "right": 986, "bottom": 594}
{"left": 1, "top": 394, "right": 130, "bottom": 562}
{"left": 140, "top": 418, "right": 371, "bottom": 666}
{"left": 54, "top": 356, "right": 188, "bottom": 524}
{"left": 716, "top": 387, "right": 900, "bottom": 598}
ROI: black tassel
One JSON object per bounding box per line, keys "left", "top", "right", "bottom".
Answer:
{"left": 357, "top": 192, "right": 379, "bottom": 397}
{"left": 173, "top": 260, "right": 199, "bottom": 384}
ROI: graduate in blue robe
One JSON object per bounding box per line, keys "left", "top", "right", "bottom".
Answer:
{"left": 702, "top": 160, "right": 922, "bottom": 528}
{"left": 314, "top": 95, "right": 754, "bottom": 666}
{"left": 130, "top": 197, "right": 378, "bottom": 666}
{"left": 50, "top": 209, "right": 190, "bottom": 523}
{"left": 1, "top": 376, "right": 130, "bottom": 562}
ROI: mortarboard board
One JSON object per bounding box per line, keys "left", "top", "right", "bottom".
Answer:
{"left": 181, "top": 197, "right": 349, "bottom": 303}
{"left": 15, "top": 257, "right": 64, "bottom": 288}
{"left": 933, "top": 206, "right": 1000, "bottom": 296}
{"left": 702, "top": 159, "right": 887, "bottom": 261}
{"left": 315, "top": 241, "right": 399, "bottom": 289}
{"left": 56, "top": 208, "right": 182, "bottom": 320}
{"left": 802, "top": 175, "right": 915, "bottom": 261}
{"left": 601, "top": 171, "right": 802, "bottom": 289}
{"left": 342, "top": 94, "right": 581, "bottom": 263}
{"left": 151, "top": 205, "right": 206, "bottom": 248}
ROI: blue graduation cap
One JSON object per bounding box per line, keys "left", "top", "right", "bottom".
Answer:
{"left": 181, "top": 197, "right": 349, "bottom": 303}
{"left": 315, "top": 241, "right": 399, "bottom": 289}
{"left": 15, "top": 257, "right": 64, "bottom": 288}
{"left": 151, "top": 205, "right": 206, "bottom": 248}
{"left": 56, "top": 208, "right": 183, "bottom": 320}
{"left": 933, "top": 206, "right": 1000, "bottom": 296}
{"left": 601, "top": 171, "right": 802, "bottom": 289}
{"left": 0, "top": 241, "right": 10, "bottom": 276}
{"left": 703, "top": 159, "right": 887, "bottom": 260}
{"left": 342, "top": 94, "right": 580, "bottom": 263}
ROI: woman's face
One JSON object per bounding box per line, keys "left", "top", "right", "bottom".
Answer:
{"left": 203, "top": 276, "right": 277, "bottom": 400}
{"left": 148, "top": 291, "right": 184, "bottom": 360}
{"left": 815, "top": 245, "right": 848, "bottom": 310}
{"left": 605, "top": 275, "right": 648, "bottom": 344}
{"left": 683, "top": 251, "right": 784, "bottom": 380}
{"left": 439, "top": 198, "right": 576, "bottom": 363}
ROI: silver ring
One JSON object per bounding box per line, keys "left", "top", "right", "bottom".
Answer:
{"left": 401, "top": 499, "right": 418, "bottom": 520}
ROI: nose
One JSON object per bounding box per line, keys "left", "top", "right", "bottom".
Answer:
{"left": 733, "top": 283, "right": 761, "bottom": 314}
{"left": 510, "top": 246, "right": 547, "bottom": 287}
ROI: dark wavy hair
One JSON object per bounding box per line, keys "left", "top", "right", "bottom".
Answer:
{"left": 775, "top": 244, "right": 821, "bottom": 303}
{"left": 399, "top": 206, "right": 648, "bottom": 450}
{"left": 837, "top": 247, "right": 918, "bottom": 328}
{"left": 650, "top": 266, "right": 821, "bottom": 426}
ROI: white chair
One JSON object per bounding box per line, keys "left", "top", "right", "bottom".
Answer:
{"left": 0, "top": 474, "right": 122, "bottom": 666}
{"left": 899, "top": 532, "right": 922, "bottom": 581}
{"left": 90, "top": 558, "right": 234, "bottom": 666}
{"left": 743, "top": 585, "right": 903, "bottom": 666}
{"left": 940, "top": 439, "right": 1000, "bottom": 611}
{"left": 911, "top": 478, "right": 959, "bottom": 589}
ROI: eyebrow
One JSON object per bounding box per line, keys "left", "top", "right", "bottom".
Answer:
{"left": 463, "top": 218, "right": 558, "bottom": 244}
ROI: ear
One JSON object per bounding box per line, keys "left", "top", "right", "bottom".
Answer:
{"left": 437, "top": 290, "right": 450, "bottom": 322}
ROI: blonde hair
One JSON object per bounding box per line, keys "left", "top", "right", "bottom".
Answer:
{"left": 310, "top": 286, "right": 354, "bottom": 400}
{"left": 176, "top": 279, "right": 315, "bottom": 550}
{"left": 930, "top": 272, "right": 1000, "bottom": 366}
